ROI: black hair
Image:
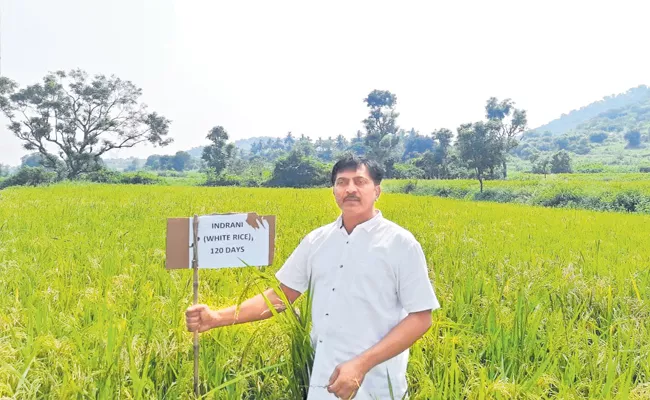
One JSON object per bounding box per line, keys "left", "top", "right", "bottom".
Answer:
{"left": 330, "top": 154, "right": 384, "bottom": 185}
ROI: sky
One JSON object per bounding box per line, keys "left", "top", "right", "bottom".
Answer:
{"left": 1, "top": 0, "right": 649, "bottom": 166}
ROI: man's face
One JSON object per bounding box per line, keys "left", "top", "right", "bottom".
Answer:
{"left": 333, "top": 165, "right": 381, "bottom": 216}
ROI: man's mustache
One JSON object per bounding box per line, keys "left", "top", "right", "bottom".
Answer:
{"left": 344, "top": 196, "right": 360, "bottom": 201}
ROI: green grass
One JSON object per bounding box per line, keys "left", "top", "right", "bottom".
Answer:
{"left": 1, "top": 184, "right": 650, "bottom": 398}
{"left": 383, "top": 173, "right": 650, "bottom": 213}
{"left": 155, "top": 171, "right": 208, "bottom": 186}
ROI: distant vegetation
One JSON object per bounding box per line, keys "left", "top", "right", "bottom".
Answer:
{"left": 531, "top": 85, "right": 650, "bottom": 135}
{"left": 384, "top": 173, "right": 650, "bottom": 214}
{"left": 516, "top": 85, "right": 650, "bottom": 164}
{"left": 2, "top": 69, "right": 650, "bottom": 211}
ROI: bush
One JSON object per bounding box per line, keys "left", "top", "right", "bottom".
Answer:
{"left": 119, "top": 172, "right": 161, "bottom": 185}
{"left": 613, "top": 191, "right": 645, "bottom": 212}
{"left": 589, "top": 132, "right": 608, "bottom": 143}
{"left": 624, "top": 130, "right": 642, "bottom": 148}
{"left": 550, "top": 151, "right": 572, "bottom": 173}
{"left": 474, "top": 188, "right": 519, "bottom": 203}
{"left": 265, "top": 151, "right": 329, "bottom": 188}
{"left": 640, "top": 166, "right": 650, "bottom": 173}
{"left": 81, "top": 169, "right": 121, "bottom": 183}
{"left": 0, "top": 167, "right": 58, "bottom": 189}
{"left": 537, "top": 189, "right": 583, "bottom": 208}
{"left": 80, "top": 169, "right": 161, "bottom": 185}
{"left": 402, "top": 180, "right": 418, "bottom": 194}
{"left": 204, "top": 174, "right": 242, "bottom": 187}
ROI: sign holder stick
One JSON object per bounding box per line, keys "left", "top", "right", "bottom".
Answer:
{"left": 192, "top": 214, "right": 200, "bottom": 397}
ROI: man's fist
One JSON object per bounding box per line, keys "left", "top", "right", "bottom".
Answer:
{"left": 185, "top": 304, "right": 219, "bottom": 333}
{"left": 327, "top": 358, "right": 368, "bottom": 399}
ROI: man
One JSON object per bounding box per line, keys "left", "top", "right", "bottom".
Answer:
{"left": 186, "top": 155, "right": 440, "bottom": 399}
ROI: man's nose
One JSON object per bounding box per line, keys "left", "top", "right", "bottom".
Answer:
{"left": 345, "top": 184, "right": 358, "bottom": 194}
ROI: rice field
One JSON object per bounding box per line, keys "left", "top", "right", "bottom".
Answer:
{"left": 1, "top": 183, "right": 649, "bottom": 399}
{"left": 383, "top": 173, "right": 650, "bottom": 213}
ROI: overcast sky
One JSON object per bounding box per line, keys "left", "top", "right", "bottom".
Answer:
{"left": 1, "top": 0, "right": 649, "bottom": 165}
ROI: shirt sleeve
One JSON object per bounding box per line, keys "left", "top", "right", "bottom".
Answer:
{"left": 397, "top": 239, "right": 440, "bottom": 313}
{"left": 275, "top": 234, "right": 311, "bottom": 293}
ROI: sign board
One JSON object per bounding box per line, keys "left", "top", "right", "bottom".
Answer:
{"left": 166, "top": 212, "right": 275, "bottom": 269}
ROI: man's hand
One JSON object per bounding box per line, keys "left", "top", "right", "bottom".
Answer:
{"left": 327, "top": 358, "right": 368, "bottom": 399}
{"left": 185, "top": 304, "right": 220, "bottom": 332}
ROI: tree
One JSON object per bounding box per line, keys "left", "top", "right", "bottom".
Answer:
{"left": 283, "top": 132, "right": 295, "bottom": 149}
{"left": 550, "top": 150, "right": 572, "bottom": 173}
{"left": 294, "top": 135, "right": 315, "bottom": 157}
{"left": 414, "top": 151, "right": 437, "bottom": 179}
{"left": 485, "top": 97, "right": 527, "bottom": 178}
{"left": 202, "top": 126, "right": 234, "bottom": 177}
{"left": 624, "top": 130, "right": 642, "bottom": 148}
{"left": 362, "top": 90, "right": 401, "bottom": 169}
{"left": 392, "top": 162, "right": 425, "bottom": 179}
{"left": 250, "top": 140, "right": 263, "bottom": 155}
{"left": 334, "top": 135, "right": 348, "bottom": 152}
{"left": 555, "top": 136, "right": 570, "bottom": 150}
{"left": 403, "top": 131, "right": 434, "bottom": 160}
{"left": 456, "top": 121, "right": 503, "bottom": 192}
{"left": 314, "top": 137, "right": 334, "bottom": 161}
{"left": 224, "top": 148, "right": 250, "bottom": 176}
{"left": 347, "top": 141, "right": 368, "bottom": 156}
{"left": 266, "top": 150, "right": 329, "bottom": 188}
{"left": 0, "top": 70, "right": 171, "bottom": 179}
{"left": 21, "top": 153, "right": 45, "bottom": 168}
{"left": 172, "top": 151, "right": 192, "bottom": 171}
{"left": 351, "top": 130, "right": 364, "bottom": 144}
{"left": 145, "top": 155, "right": 161, "bottom": 170}
{"left": 159, "top": 155, "right": 175, "bottom": 170}
{"left": 124, "top": 158, "right": 139, "bottom": 172}
{"left": 589, "top": 132, "right": 608, "bottom": 143}
{"left": 529, "top": 152, "right": 551, "bottom": 177}
{"left": 432, "top": 128, "right": 454, "bottom": 179}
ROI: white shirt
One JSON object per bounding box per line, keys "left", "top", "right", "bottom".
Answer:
{"left": 275, "top": 210, "right": 440, "bottom": 400}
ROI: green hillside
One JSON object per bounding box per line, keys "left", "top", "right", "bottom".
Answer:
{"left": 531, "top": 85, "right": 650, "bottom": 136}
{"left": 515, "top": 86, "right": 650, "bottom": 166}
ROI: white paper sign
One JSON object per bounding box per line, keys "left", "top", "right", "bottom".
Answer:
{"left": 188, "top": 213, "right": 271, "bottom": 268}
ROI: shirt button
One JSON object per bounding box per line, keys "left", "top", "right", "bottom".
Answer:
{"left": 332, "top": 288, "right": 335, "bottom": 291}
{"left": 325, "top": 313, "right": 329, "bottom": 316}
{"left": 340, "top": 265, "right": 343, "bottom": 268}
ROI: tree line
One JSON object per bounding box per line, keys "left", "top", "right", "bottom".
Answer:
{"left": 1, "top": 69, "right": 578, "bottom": 191}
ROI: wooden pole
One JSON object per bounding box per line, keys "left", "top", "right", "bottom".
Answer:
{"left": 192, "top": 214, "right": 200, "bottom": 397}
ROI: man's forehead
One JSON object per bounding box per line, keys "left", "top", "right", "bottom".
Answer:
{"left": 336, "top": 165, "right": 371, "bottom": 179}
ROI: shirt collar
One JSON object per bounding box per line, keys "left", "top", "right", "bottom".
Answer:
{"left": 336, "top": 210, "right": 383, "bottom": 232}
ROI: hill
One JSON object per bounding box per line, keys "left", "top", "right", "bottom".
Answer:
{"left": 532, "top": 85, "right": 650, "bottom": 136}
{"left": 515, "top": 86, "right": 650, "bottom": 166}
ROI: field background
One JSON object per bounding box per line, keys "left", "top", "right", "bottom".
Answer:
{"left": 1, "top": 184, "right": 650, "bottom": 399}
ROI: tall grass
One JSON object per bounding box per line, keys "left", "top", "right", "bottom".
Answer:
{"left": 0, "top": 184, "right": 649, "bottom": 398}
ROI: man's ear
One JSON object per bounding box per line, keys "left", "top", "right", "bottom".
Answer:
{"left": 375, "top": 185, "right": 382, "bottom": 200}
